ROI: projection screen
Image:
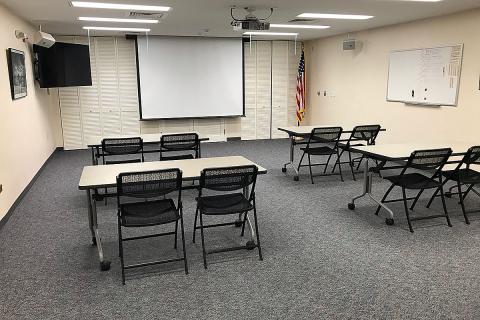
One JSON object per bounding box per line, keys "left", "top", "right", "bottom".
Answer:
{"left": 136, "top": 36, "right": 244, "bottom": 119}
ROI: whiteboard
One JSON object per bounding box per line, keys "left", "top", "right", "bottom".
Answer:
{"left": 386, "top": 44, "right": 463, "bottom": 106}
{"left": 137, "top": 36, "right": 243, "bottom": 119}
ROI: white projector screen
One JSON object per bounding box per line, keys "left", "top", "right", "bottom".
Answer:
{"left": 136, "top": 36, "right": 244, "bottom": 119}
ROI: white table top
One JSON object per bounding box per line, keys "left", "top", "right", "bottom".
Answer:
{"left": 351, "top": 142, "right": 474, "bottom": 160}
{"left": 86, "top": 132, "right": 207, "bottom": 147}
{"left": 79, "top": 156, "right": 267, "bottom": 190}
{"left": 278, "top": 125, "right": 385, "bottom": 136}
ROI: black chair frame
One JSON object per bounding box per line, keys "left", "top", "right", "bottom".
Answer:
{"left": 192, "top": 165, "right": 262, "bottom": 269}
{"left": 160, "top": 133, "right": 200, "bottom": 161}
{"left": 116, "top": 169, "right": 188, "bottom": 285}
{"left": 426, "top": 146, "right": 480, "bottom": 224}
{"left": 101, "top": 137, "right": 145, "bottom": 165}
{"left": 332, "top": 125, "right": 382, "bottom": 181}
{"left": 375, "top": 148, "right": 453, "bottom": 233}
{"left": 297, "top": 127, "right": 344, "bottom": 184}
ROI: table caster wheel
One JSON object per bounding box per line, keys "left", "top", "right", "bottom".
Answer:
{"left": 385, "top": 218, "right": 394, "bottom": 226}
{"left": 294, "top": 176, "right": 299, "bottom": 182}
{"left": 281, "top": 167, "right": 287, "bottom": 173}
{"left": 92, "top": 237, "right": 97, "bottom": 246}
{"left": 246, "top": 240, "right": 256, "bottom": 250}
{"left": 100, "top": 260, "right": 111, "bottom": 271}
{"left": 445, "top": 192, "right": 452, "bottom": 198}
{"left": 348, "top": 203, "right": 355, "bottom": 210}
{"left": 234, "top": 219, "right": 243, "bottom": 227}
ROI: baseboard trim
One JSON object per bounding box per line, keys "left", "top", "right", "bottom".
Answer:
{"left": 0, "top": 147, "right": 62, "bottom": 230}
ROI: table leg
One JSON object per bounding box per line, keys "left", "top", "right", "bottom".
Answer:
{"left": 348, "top": 158, "right": 395, "bottom": 226}
{"left": 90, "top": 147, "right": 96, "bottom": 165}
{"left": 86, "top": 189, "right": 111, "bottom": 271}
{"left": 282, "top": 136, "right": 300, "bottom": 181}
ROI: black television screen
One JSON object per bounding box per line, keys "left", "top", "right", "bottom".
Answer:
{"left": 34, "top": 42, "right": 92, "bottom": 88}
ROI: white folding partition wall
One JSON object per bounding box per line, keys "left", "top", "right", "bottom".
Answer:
{"left": 57, "top": 37, "right": 299, "bottom": 149}
{"left": 242, "top": 40, "right": 301, "bottom": 140}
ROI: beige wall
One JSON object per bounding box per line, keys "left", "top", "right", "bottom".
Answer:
{"left": 0, "top": 4, "right": 62, "bottom": 221}
{"left": 305, "top": 8, "right": 480, "bottom": 144}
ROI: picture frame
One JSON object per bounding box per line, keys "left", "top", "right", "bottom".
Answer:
{"left": 7, "top": 48, "right": 27, "bottom": 100}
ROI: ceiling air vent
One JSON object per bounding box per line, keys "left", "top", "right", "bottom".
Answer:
{"left": 128, "top": 11, "right": 165, "bottom": 19}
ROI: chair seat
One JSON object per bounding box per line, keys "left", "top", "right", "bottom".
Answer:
{"left": 444, "top": 168, "right": 480, "bottom": 185}
{"left": 385, "top": 173, "right": 441, "bottom": 189}
{"left": 120, "top": 199, "right": 179, "bottom": 227}
{"left": 300, "top": 146, "right": 336, "bottom": 155}
{"left": 199, "top": 193, "right": 253, "bottom": 215}
{"left": 161, "top": 154, "right": 194, "bottom": 161}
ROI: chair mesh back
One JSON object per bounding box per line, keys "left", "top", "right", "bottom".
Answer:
{"left": 351, "top": 125, "right": 381, "bottom": 144}
{"left": 102, "top": 137, "right": 143, "bottom": 155}
{"left": 463, "top": 146, "right": 480, "bottom": 165}
{"left": 117, "top": 169, "right": 182, "bottom": 198}
{"left": 200, "top": 165, "right": 258, "bottom": 192}
{"left": 161, "top": 133, "right": 199, "bottom": 151}
{"left": 309, "top": 127, "right": 343, "bottom": 143}
{"left": 408, "top": 148, "right": 452, "bottom": 170}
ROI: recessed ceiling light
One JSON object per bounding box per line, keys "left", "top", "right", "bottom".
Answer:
{"left": 297, "top": 13, "right": 374, "bottom": 20}
{"left": 71, "top": 1, "right": 171, "bottom": 12}
{"left": 78, "top": 17, "right": 159, "bottom": 23}
{"left": 83, "top": 26, "right": 151, "bottom": 32}
{"left": 243, "top": 31, "right": 298, "bottom": 36}
{"left": 270, "top": 24, "right": 330, "bottom": 29}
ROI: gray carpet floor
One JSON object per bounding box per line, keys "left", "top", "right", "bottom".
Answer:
{"left": 1, "top": 139, "right": 480, "bottom": 320}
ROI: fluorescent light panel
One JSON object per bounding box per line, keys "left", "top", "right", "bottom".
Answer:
{"left": 83, "top": 26, "right": 151, "bottom": 32}
{"left": 71, "top": 1, "right": 170, "bottom": 12}
{"left": 78, "top": 17, "right": 158, "bottom": 23}
{"left": 297, "top": 13, "right": 374, "bottom": 20}
{"left": 243, "top": 31, "right": 298, "bottom": 36}
{"left": 270, "top": 24, "right": 330, "bottom": 29}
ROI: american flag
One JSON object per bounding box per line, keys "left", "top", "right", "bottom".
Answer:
{"left": 296, "top": 48, "right": 306, "bottom": 125}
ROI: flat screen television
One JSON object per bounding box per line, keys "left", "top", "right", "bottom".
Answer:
{"left": 33, "top": 42, "right": 92, "bottom": 88}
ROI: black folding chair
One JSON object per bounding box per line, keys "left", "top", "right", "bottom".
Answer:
{"left": 193, "top": 165, "right": 262, "bottom": 269}
{"left": 375, "top": 148, "right": 452, "bottom": 233}
{"left": 116, "top": 169, "right": 188, "bottom": 285}
{"left": 426, "top": 146, "right": 480, "bottom": 224}
{"left": 333, "top": 125, "right": 381, "bottom": 181}
{"left": 297, "top": 127, "right": 344, "bottom": 184}
{"left": 101, "top": 137, "right": 144, "bottom": 165}
{"left": 160, "top": 133, "right": 200, "bottom": 161}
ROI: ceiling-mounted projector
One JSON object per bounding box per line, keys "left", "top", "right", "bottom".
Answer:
{"left": 33, "top": 31, "right": 56, "bottom": 48}
{"left": 231, "top": 7, "right": 272, "bottom": 31}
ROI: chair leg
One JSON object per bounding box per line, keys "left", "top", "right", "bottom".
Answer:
{"left": 348, "top": 150, "right": 356, "bottom": 181}
{"left": 308, "top": 153, "right": 314, "bottom": 184}
{"left": 335, "top": 150, "right": 344, "bottom": 182}
{"left": 240, "top": 212, "right": 248, "bottom": 237}
{"left": 457, "top": 181, "right": 470, "bottom": 225}
{"left": 439, "top": 185, "right": 452, "bottom": 228}
{"left": 426, "top": 179, "right": 449, "bottom": 208}
{"left": 179, "top": 215, "right": 189, "bottom": 274}
{"left": 375, "top": 184, "right": 395, "bottom": 216}
{"left": 118, "top": 219, "right": 126, "bottom": 285}
{"left": 355, "top": 155, "right": 365, "bottom": 171}
{"left": 192, "top": 206, "right": 199, "bottom": 243}
{"left": 462, "top": 184, "right": 475, "bottom": 201}
{"left": 323, "top": 154, "right": 333, "bottom": 174}
{"left": 174, "top": 220, "right": 178, "bottom": 249}
{"left": 199, "top": 212, "right": 208, "bottom": 269}
{"left": 252, "top": 204, "right": 263, "bottom": 261}
{"left": 401, "top": 188, "right": 414, "bottom": 233}
{"left": 297, "top": 150, "right": 306, "bottom": 171}
{"left": 332, "top": 149, "right": 345, "bottom": 173}
{"left": 410, "top": 189, "right": 424, "bottom": 210}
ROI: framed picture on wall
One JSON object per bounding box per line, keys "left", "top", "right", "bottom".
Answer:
{"left": 7, "top": 48, "right": 27, "bottom": 100}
